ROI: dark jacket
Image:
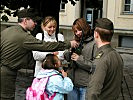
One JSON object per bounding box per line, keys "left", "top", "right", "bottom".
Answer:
{"left": 87, "top": 44, "right": 123, "bottom": 100}
{"left": 64, "top": 36, "right": 97, "bottom": 87}
{"left": 1, "top": 25, "right": 70, "bottom": 70}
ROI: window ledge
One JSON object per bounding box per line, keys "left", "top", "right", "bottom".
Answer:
{"left": 122, "top": 12, "right": 133, "bottom": 15}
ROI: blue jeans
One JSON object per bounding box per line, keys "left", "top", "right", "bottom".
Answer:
{"left": 67, "top": 86, "right": 87, "bottom": 100}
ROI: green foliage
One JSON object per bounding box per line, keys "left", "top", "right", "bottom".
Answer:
{"left": 4, "top": 9, "right": 11, "bottom": 16}
{"left": 0, "top": 5, "right": 18, "bottom": 22}
{"left": 1, "top": 15, "right": 9, "bottom": 22}
{"left": 0, "top": 0, "right": 79, "bottom": 22}
{"left": 69, "top": 0, "right": 76, "bottom": 6}
{"left": 62, "top": 0, "right": 79, "bottom": 6}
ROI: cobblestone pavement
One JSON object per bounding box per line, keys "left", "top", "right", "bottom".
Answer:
{"left": 15, "top": 48, "right": 133, "bottom": 100}
{"left": 117, "top": 48, "right": 133, "bottom": 100}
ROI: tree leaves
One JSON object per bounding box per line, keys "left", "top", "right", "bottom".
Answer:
{"left": 1, "top": 15, "right": 9, "bottom": 22}
{"left": 69, "top": 0, "right": 76, "bottom": 6}
{"left": 12, "top": 10, "right": 18, "bottom": 17}
{"left": 4, "top": 9, "right": 11, "bottom": 16}
{"left": 1, "top": 0, "right": 79, "bottom": 22}
{"left": 62, "top": 0, "right": 79, "bottom": 6}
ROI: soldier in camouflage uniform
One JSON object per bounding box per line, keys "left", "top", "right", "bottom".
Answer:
{"left": 87, "top": 18, "right": 123, "bottom": 100}
{"left": 1, "top": 8, "right": 78, "bottom": 100}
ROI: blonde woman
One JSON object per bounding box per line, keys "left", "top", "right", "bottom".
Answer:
{"left": 33, "top": 16, "right": 65, "bottom": 77}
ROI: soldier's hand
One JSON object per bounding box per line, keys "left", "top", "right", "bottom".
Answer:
{"left": 70, "top": 40, "right": 79, "bottom": 48}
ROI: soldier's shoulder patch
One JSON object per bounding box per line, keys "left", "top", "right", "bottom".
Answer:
{"left": 27, "top": 31, "right": 31, "bottom": 35}
{"left": 95, "top": 51, "right": 103, "bottom": 59}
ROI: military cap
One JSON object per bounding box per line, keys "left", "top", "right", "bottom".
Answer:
{"left": 17, "top": 8, "right": 41, "bottom": 21}
{"left": 95, "top": 18, "right": 114, "bottom": 30}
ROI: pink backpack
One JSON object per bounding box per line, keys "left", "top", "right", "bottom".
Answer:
{"left": 26, "top": 76, "right": 56, "bottom": 100}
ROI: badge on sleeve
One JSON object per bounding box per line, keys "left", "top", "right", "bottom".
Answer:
{"left": 95, "top": 52, "right": 103, "bottom": 59}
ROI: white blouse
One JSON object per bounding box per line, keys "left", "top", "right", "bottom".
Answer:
{"left": 32, "top": 30, "right": 65, "bottom": 77}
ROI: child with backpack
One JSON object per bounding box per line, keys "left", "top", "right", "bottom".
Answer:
{"left": 26, "top": 54, "right": 73, "bottom": 100}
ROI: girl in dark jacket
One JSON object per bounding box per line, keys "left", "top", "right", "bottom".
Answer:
{"left": 64, "top": 18, "right": 97, "bottom": 100}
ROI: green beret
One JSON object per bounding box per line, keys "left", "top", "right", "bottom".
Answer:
{"left": 17, "top": 8, "right": 41, "bottom": 21}
{"left": 95, "top": 18, "right": 114, "bottom": 30}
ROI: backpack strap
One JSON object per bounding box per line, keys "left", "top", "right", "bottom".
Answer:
{"left": 40, "top": 73, "right": 62, "bottom": 100}
{"left": 33, "top": 77, "right": 49, "bottom": 93}
{"left": 49, "top": 92, "right": 56, "bottom": 100}
{"left": 41, "top": 32, "right": 44, "bottom": 43}
{"left": 41, "top": 92, "right": 56, "bottom": 100}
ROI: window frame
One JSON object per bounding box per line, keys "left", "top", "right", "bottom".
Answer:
{"left": 123, "top": 0, "right": 133, "bottom": 14}
{"left": 60, "top": 1, "right": 66, "bottom": 12}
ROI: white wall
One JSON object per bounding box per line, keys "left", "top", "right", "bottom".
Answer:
{"left": 107, "top": 0, "right": 133, "bottom": 30}
{"left": 59, "top": 1, "right": 81, "bottom": 26}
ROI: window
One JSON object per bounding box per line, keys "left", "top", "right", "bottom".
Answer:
{"left": 119, "top": 36, "right": 133, "bottom": 48}
{"left": 60, "top": 1, "right": 66, "bottom": 12}
{"left": 123, "top": 0, "right": 133, "bottom": 13}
